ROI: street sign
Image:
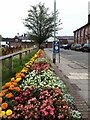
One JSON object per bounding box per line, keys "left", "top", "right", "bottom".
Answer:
{"left": 53, "top": 41, "right": 60, "bottom": 53}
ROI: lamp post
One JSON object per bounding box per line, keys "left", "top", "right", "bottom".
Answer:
{"left": 53, "top": 0, "right": 56, "bottom": 63}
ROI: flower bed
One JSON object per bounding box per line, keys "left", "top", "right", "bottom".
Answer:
{"left": 0, "top": 49, "right": 82, "bottom": 120}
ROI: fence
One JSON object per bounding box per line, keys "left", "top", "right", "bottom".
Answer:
{"left": 0, "top": 47, "right": 37, "bottom": 73}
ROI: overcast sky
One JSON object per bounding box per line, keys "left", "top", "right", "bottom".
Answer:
{"left": 0, "top": 0, "right": 89, "bottom": 37}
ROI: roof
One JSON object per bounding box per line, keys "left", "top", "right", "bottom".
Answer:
{"left": 57, "top": 36, "right": 74, "bottom": 40}
{"left": 73, "top": 23, "right": 90, "bottom": 32}
{"left": 45, "top": 37, "right": 59, "bottom": 42}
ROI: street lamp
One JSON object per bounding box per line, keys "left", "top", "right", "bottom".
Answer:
{"left": 53, "top": 0, "right": 56, "bottom": 63}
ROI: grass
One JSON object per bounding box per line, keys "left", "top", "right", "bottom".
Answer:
{"left": 2, "top": 48, "right": 38, "bottom": 85}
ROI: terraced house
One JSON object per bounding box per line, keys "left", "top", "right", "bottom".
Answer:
{"left": 73, "top": 1, "right": 90, "bottom": 44}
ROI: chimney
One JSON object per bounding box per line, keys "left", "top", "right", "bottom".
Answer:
{"left": 88, "top": 1, "right": 90, "bottom": 23}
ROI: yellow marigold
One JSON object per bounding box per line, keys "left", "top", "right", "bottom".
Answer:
{"left": 10, "top": 77, "right": 15, "bottom": 82}
{"left": 25, "top": 62, "right": 29, "bottom": 66}
{"left": 0, "top": 107, "right": 2, "bottom": 112}
{"left": 1, "top": 111, "right": 5, "bottom": 116}
{"left": 5, "top": 92, "right": 14, "bottom": 98}
{"left": 21, "top": 67, "right": 28, "bottom": 73}
{"left": 26, "top": 65, "right": 30, "bottom": 68}
{"left": 34, "top": 54, "right": 37, "bottom": 58}
{"left": 15, "top": 78, "right": 21, "bottom": 83}
{"left": 28, "top": 62, "right": 32, "bottom": 66}
{"left": 6, "top": 109, "right": 12, "bottom": 116}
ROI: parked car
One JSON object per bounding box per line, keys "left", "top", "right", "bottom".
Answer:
{"left": 75, "top": 44, "right": 82, "bottom": 51}
{"left": 82, "top": 43, "right": 90, "bottom": 52}
{"left": 62, "top": 44, "right": 71, "bottom": 49}
{"left": 70, "top": 44, "right": 76, "bottom": 50}
{"left": 60, "top": 45, "right": 63, "bottom": 48}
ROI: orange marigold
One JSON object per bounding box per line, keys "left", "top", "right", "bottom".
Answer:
{"left": 15, "top": 87, "right": 21, "bottom": 92}
{"left": 0, "top": 91, "right": 5, "bottom": 97}
{"left": 8, "top": 85, "right": 15, "bottom": 91}
{"left": 12, "top": 82, "right": 17, "bottom": 86}
{"left": 21, "top": 73, "right": 25, "bottom": 78}
{"left": 16, "top": 73, "right": 22, "bottom": 78}
{"left": 16, "top": 72, "right": 25, "bottom": 78}
{"left": 0, "top": 97, "right": 2, "bottom": 103}
{"left": 5, "top": 92, "right": 14, "bottom": 98}
{"left": 1, "top": 102, "right": 8, "bottom": 110}
{"left": 5, "top": 82, "right": 11, "bottom": 88}
{"left": 2, "top": 89, "right": 8, "bottom": 94}
{"left": 2, "top": 85, "right": 6, "bottom": 90}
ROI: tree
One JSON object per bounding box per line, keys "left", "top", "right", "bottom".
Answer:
{"left": 24, "top": 2, "right": 62, "bottom": 48}
{"left": 0, "top": 34, "right": 2, "bottom": 41}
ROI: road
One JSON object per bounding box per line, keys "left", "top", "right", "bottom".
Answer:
{"left": 60, "top": 49, "right": 89, "bottom": 68}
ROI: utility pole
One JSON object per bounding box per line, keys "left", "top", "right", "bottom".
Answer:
{"left": 53, "top": 0, "right": 56, "bottom": 63}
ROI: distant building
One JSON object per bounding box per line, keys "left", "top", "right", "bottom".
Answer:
{"left": 73, "top": 2, "right": 90, "bottom": 44}
{"left": 44, "top": 37, "right": 59, "bottom": 48}
{"left": 43, "top": 36, "right": 73, "bottom": 48}
{"left": 1, "top": 35, "right": 35, "bottom": 48}
{"left": 57, "top": 36, "right": 74, "bottom": 44}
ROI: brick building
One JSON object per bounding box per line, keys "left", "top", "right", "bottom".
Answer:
{"left": 73, "top": 2, "right": 90, "bottom": 44}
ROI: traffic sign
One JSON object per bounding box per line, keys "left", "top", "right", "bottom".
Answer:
{"left": 53, "top": 41, "right": 60, "bottom": 53}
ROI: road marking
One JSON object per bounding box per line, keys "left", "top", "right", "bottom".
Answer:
{"left": 68, "top": 73, "right": 88, "bottom": 79}
{"left": 69, "top": 73, "right": 88, "bottom": 76}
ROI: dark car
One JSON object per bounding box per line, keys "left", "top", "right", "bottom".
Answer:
{"left": 63, "top": 44, "right": 71, "bottom": 49}
{"left": 82, "top": 43, "right": 90, "bottom": 52}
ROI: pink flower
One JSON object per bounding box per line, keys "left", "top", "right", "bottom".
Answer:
{"left": 50, "top": 110, "right": 54, "bottom": 116}
{"left": 48, "top": 99, "right": 52, "bottom": 104}
{"left": 41, "top": 109, "right": 48, "bottom": 117}
{"left": 43, "top": 111, "right": 48, "bottom": 117}
{"left": 47, "top": 106, "right": 51, "bottom": 110}
{"left": 58, "top": 114, "right": 64, "bottom": 119}
{"left": 34, "top": 115, "right": 39, "bottom": 119}
{"left": 28, "top": 112, "right": 33, "bottom": 117}
{"left": 25, "top": 116, "right": 28, "bottom": 119}
{"left": 31, "top": 97, "right": 36, "bottom": 101}
{"left": 63, "top": 105, "right": 68, "bottom": 109}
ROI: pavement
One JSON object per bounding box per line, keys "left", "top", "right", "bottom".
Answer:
{"left": 44, "top": 48, "right": 90, "bottom": 120}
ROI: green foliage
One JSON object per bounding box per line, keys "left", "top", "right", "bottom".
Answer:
{"left": 24, "top": 2, "right": 62, "bottom": 47}
{"left": 2, "top": 49, "right": 38, "bottom": 85}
